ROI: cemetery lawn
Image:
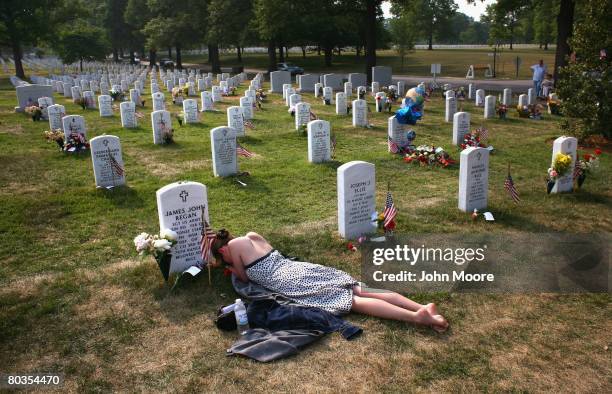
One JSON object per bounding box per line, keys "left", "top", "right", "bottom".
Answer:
{"left": 184, "top": 48, "right": 557, "bottom": 80}
{"left": 1, "top": 75, "right": 611, "bottom": 392}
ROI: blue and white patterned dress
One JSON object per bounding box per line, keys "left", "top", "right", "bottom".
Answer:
{"left": 245, "top": 250, "right": 358, "bottom": 315}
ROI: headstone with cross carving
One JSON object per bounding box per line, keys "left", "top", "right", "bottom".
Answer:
{"left": 156, "top": 181, "right": 209, "bottom": 274}
{"left": 210, "top": 126, "right": 238, "bottom": 177}
{"left": 90, "top": 135, "right": 125, "bottom": 188}
{"left": 458, "top": 147, "right": 489, "bottom": 212}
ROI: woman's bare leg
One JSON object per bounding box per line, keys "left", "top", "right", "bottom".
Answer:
{"left": 353, "top": 285, "right": 424, "bottom": 311}
{"left": 351, "top": 295, "right": 445, "bottom": 327}
{"left": 353, "top": 286, "right": 449, "bottom": 331}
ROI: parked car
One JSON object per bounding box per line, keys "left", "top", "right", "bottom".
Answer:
{"left": 159, "top": 58, "right": 175, "bottom": 69}
{"left": 277, "top": 62, "right": 304, "bottom": 75}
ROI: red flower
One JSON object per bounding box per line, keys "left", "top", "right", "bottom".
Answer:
{"left": 223, "top": 268, "right": 232, "bottom": 277}
{"left": 594, "top": 148, "right": 602, "bottom": 155}
{"left": 584, "top": 154, "right": 592, "bottom": 161}
{"left": 404, "top": 156, "right": 413, "bottom": 163}
{"left": 347, "top": 242, "right": 356, "bottom": 251}
{"left": 385, "top": 220, "right": 396, "bottom": 231}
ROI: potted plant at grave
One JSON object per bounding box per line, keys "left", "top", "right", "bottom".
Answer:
{"left": 44, "top": 129, "right": 65, "bottom": 149}
{"left": 496, "top": 103, "right": 508, "bottom": 119}
{"left": 162, "top": 127, "right": 175, "bottom": 144}
{"left": 546, "top": 152, "right": 573, "bottom": 193}
{"left": 25, "top": 105, "right": 42, "bottom": 121}
{"left": 133, "top": 229, "right": 178, "bottom": 282}
{"left": 574, "top": 149, "right": 602, "bottom": 188}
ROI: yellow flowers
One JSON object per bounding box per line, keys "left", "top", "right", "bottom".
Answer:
{"left": 552, "top": 153, "right": 573, "bottom": 176}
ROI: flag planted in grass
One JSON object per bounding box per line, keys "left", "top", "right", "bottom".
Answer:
{"left": 237, "top": 142, "right": 255, "bottom": 158}
{"left": 383, "top": 190, "right": 397, "bottom": 229}
{"left": 388, "top": 137, "right": 399, "bottom": 154}
{"left": 504, "top": 164, "right": 520, "bottom": 203}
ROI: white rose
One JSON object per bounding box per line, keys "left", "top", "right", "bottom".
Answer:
{"left": 134, "top": 233, "right": 150, "bottom": 252}
{"left": 161, "top": 228, "right": 178, "bottom": 241}
{"left": 153, "top": 239, "right": 172, "bottom": 252}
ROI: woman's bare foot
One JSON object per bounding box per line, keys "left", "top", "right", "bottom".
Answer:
{"left": 422, "top": 303, "right": 449, "bottom": 333}
{"left": 414, "top": 308, "right": 446, "bottom": 328}
{"left": 424, "top": 303, "right": 439, "bottom": 316}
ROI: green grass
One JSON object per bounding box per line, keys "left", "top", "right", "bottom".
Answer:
{"left": 184, "top": 48, "right": 557, "bottom": 79}
{"left": 0, "top": 74, "right": 610, "bottom": 392}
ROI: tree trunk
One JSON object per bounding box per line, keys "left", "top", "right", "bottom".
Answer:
{"left": 278, "top": 44, "right": 285, "bottom": 62}
{"left": 176, "top": 44, "right": 182, "bottom": 69}
{"left": 544, "top": 42, "right": 548, "bottom": 50}
{"left": 324, "top": 45, "right": 333, "bottom": 66}
{"left": 11, "top": 38, "right": 25, "bottom": 79}
{"left": 237, "top": 46, "right": 242, "bottom": 62}
{"left": 267, "top": 40, "right": 277, "bottom": 73}
{"left": 80, "top": 57, "right": 83, "bottom": 72}
{"left": 208, "top": 45, "right": 213, "bottom": 63}
{"left": 113, "top": 48, "right": 119, "bottom": 62}
{"left": 356, "top": 45, "right": 361, "bottom": 57}
{"left": 209, "top": 45, "right": 221, "bottom": 73}
{"left": 510, "top": 24, "right": 514, "bottom": 50}
{"left": 130, "top": 51, "right": 135, "bottom": 64}
{"left": 149, "top": 49, "right": 157, "bottom": 68}
{"left": 168, "top": 47, "right": 172, "bottom": 58}
{"left": 554, "top": 0, "right": 575, "bottom": 86}
{"left": 364, "top": 0, "right": 377, "bottom": 83}
{"left": 317, "top": 46, "right": 321, "bottom": 55}
{"left": 120, "top": 48, "right": 124, "bottom": 58}
{"left": 301, "top": 46, "right": 306, "bottom": 58}
{"left": 428, "top": 28, "right": 433, "bottom": 50}
{"left": 285, "top": 47, "right": 289, "bottom": 58}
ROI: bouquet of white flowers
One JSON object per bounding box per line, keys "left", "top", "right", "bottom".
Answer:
{"left": 134, "top": 229, "right": 178, "bottom": 281}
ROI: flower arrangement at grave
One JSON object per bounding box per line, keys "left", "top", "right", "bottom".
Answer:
{"left": 222, "top": 86, "right": 237, "bottom": 96}
{"left": 546, "top": 152, "right": 573, "bottom": 193}
{"left": 460, "top": 128, "right": 487, "bottom": 150}
{"left": 109, "top": 88, "right": 123, "bottom": 102}
{"left": 573, "top": 149, "right": 602, "bottom": 188}
{"left": 516, "top": 104, "right": 531, "bottom": 118}
{"left": 547, "top": 96, "right": 561, "bottom": 115}
{"left": 43, "top": 129, "right": 65, "bottom": 149}
{"left": 496, "top": 103, "right": 508, "bottom": 119}
{"left": 133, "top": 229, "right": 178, "bottom": 281}
{"left": 171, "top": 85, "right": 188, "bottom": 104}
{"left": 63, "top": 132, "right": 90, "bottom": 153}
{"left": 256, "top": 89, "right": 266, "bottom": 101}
{"left": 403, "top": 145, "right": 455, "bottom": 168}
{"left": 455, "top": 87, "right": 466, "bottom": 100}
{"left": 25, "top": 105, "right": 42, "bottom": 121}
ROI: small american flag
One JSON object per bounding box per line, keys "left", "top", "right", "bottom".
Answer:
{"left": 107, "top": 148, "right": 124, "bottom": 177}
{"left": 383, "top": 191, "right": 397, "bottom": 228}
{"left": 573, "top": 162, "right": 582, "bottom": 179}
{"left": 309, "top": 111, "right": 318, "bottom": 120}
{"left": 236, "top": 143, "right": 254, "bottom": 158}
{"left": 478, "top": 127, "right": 489, "bottom": 145}
{"left": 504, "top": 167, "right": 520, "bottom": 203}
{"left": 200, "top": 216, "right": 216, "bottom": 266}
{"left": 388, "top": 137, "right": 399, "bottom": 154}
{"left": 331, "top": 135, "right": 337, "bottom": 159}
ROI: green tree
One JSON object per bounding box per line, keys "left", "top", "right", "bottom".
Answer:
{"left": 0, "top": 0, "right": 62, "bottom": 78}
{"left": 533, "top": 0, "right": 556, "bottom": 50}
{"left": 103, "top": 0, "right": 131, "bottom": 61}
{"left": 125, "top": 0, "right": 155, "bottom": 65}
{"left": 206, "top": 0, "right": 253, "bottom": 63}
{"left": 253, "top": 0, "right": 293, "bottom": 72}
{"left": 53, "top": 23, "right": 109, "bottom": 71}
{"left": 484, "top": 0, "right": 528, "bottom": 49}
{"left": 393, "top": 0, "right": 457, "bottom": 50}
{"left": 388, "top": 15, "right": 414, "bottom": 71}
{"left": 557, "top": 0, "right": 611, "bottom": 139}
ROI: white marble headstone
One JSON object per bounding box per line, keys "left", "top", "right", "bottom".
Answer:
{"left": 484, "top": 95, "right": 496, "bottom": 119}
{"left": 47, "top": 104, "right": 65, "bottom": 130}
{"left": 151, "top": 110, "right": 172, "bottom": 145}
{"left": 445, "top": 96, "right": 457, "bottom": 122}
{"left": 240, "top": 96, "right": 254, "bottom": 120}
{"left": 61, "top": 115, "right": 86, "bottom": 140}
{"left": 336, "top": 92, "right": 347, "bottom": 115}
{"left": 210, "top": 126, "right": 238, "bottom": 177}
{"left": 388, "top": 116, "right": 410, "bottom": 151}
{"left": 502, "top": 88, "right": 512, "bottom": 106}
{"left": 307, "top": 120, "right": 331, "bottom": 163}
{"left": 227, "top": 106, "right": 245, "bottom": 136}
{"left": 98, "top": 95, "right": 113, "bottom": 117}
{"left": 120, "top": 101, "right": 137, "bottom": 128}
{"left": 295, "top": 102, "right": 311, "bottom": 130}
{"left": 352, "top": 99, "right": 368, "bottom": 127}
{"left": 550, "top": 136, "right": 577, "bottom": 193}
{"left": 458, "top": 147, "right": 489, "bottom": 212}
{"left": 337, "top": 161, "right": 376, "bottom": 239}
{"left": 200, "top": 91, "right": 213, "bottom": 111}
{"left": 156, "top": 181, "right": 209, "bottom": 273}
{"left": 90, "top": 135, "right": 126, "bottom": 188}
{"left": 475, "top": 89, "right": 485, "bottom": 106}
{"left": 182, "top": 99, "right": 199, "bottom": 123}
{"left": 152, "top": 92, "right": 165, "bottom": 111}
{"left": 452, "top": 112, "right": 471, "bottom": 146}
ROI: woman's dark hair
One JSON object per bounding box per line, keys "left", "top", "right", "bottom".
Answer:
{"left": 211, "top": 229, "right": 232, "bottom": 260}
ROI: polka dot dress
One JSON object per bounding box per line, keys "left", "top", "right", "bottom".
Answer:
{"left": 245, "top": 250, "right": 358, "bottom": 315}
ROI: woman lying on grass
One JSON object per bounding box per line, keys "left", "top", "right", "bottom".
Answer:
{"left": 211, "top": 230, "right": 449, "bottom": 333}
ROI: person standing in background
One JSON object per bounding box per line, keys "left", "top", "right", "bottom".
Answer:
{"left": 531, "top": 60, "right": 547, "bottom": 98}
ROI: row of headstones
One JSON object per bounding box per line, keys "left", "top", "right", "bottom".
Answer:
{"left": 338, "top": 134, "right": 578, "bottom": 238}
{"left": 270, "top": 66, "right": 393, "bottom": 93}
